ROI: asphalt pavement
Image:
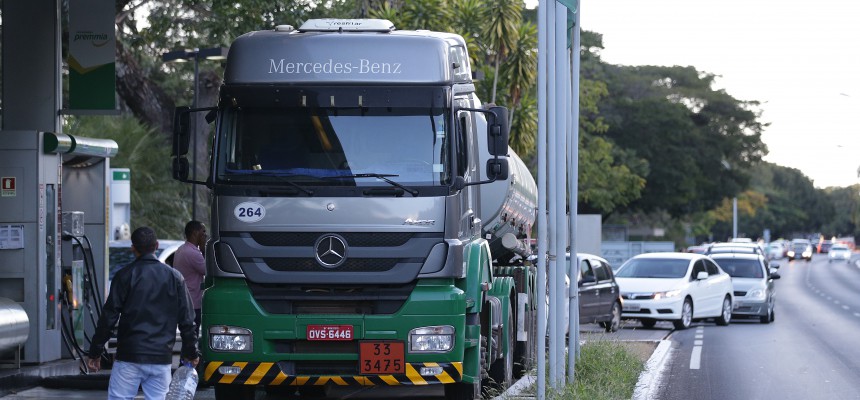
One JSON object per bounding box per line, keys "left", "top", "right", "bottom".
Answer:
{"left": 0, "top": 321, "right": 671, "bottom": 400}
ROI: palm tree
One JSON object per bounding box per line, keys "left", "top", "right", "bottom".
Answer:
{"left": 501, "top": 22, "right": 537, "bottom": 125}
{"left": 481, "top": 0, "right": 522, "bottom": 103}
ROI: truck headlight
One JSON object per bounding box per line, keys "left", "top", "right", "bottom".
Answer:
{"left": 409, "top": 325, "right": 454, "bottom": 353}
{"left": 210, "top": 325, "right": 253, "bottom": 352}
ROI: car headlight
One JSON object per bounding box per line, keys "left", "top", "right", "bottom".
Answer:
{"left": 787, "top": 251, "right": 795, "bottom": 257}
{"left": 210, "top": 325, "right": 253, "bottom": 352}
{"left": 409, "top": 325, "right": 454, "bottom": 353}
{"left": 653, "top": 289, "right": 682, "bottom": 300}
{"left": 803, "top": 250, "right": 812, "bottom": 257}
{"left": 747, "top": 289, "right": 766, "bottom": 300}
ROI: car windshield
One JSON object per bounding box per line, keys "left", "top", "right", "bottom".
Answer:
{"left": 832, "top": 245, "right": 848, "bottom": 251}
{"left": 215, "top": 88, "right": 452, "bottom": 188}
{"left": 793, "top": 244, "right": 808, "bottom": 251}
{"left": 615, "top": 259, "right": 689, "bottom": 278}
{"left": 108, "top": 247, "right": 170, "bottom": 279}
{"left": 712, "top": 258, "right": 764, "bottom": 278}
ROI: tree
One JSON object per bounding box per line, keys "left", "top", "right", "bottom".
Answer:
{"left": 65, "top": 115, "right": 191, "bottom": 239}
{"left": 481, "top": 0, "right": 521, "bottom": 103}
{"left": 596, "top": 64, "right": 768, "bottom": 217}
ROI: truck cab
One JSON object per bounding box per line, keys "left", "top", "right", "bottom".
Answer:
{"left": 171, "top": 19, "right": 537, "bottom": 400}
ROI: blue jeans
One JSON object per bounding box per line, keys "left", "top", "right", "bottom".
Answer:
{"left": 108, "top": 360, "right": 171, "bottom": 400}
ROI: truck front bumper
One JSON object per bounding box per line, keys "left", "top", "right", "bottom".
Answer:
{"left": 203, "top": 360, "right": 463, "bottom": 386}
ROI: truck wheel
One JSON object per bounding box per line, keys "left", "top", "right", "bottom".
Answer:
{"left": 214, "top": 384, "right": 260, "bottom": 400}
{"left": 488, "top": 304, "right": 513, "bottom": 389}
{"left": 444, "top": 381, "right": 480, "bottom": 400}
{"left": 446, "top": 334, "right": 484, "bottom": 400}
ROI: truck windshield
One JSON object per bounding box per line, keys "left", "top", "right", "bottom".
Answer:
{"left": 216, "top": 105, "right": 451, "bottom": 188}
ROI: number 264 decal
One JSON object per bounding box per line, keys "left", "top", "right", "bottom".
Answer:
{"left": 234, "top": 202, "right": 266, "bottom": 223}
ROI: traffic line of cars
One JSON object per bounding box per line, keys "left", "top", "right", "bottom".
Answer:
{"left": 563, "top": 242, "right": 783, "bottom": 332}
{"left": 609, "top": 242, "right": 781, "bottom": 330}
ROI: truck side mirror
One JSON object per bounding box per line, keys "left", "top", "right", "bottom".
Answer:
{"left": 486, "top": 158, "right": 509, "bottom": 180}
{"left": 172, "top": 156, "right": 190, "bottom": 181}
{"left": 487, "top": 106, "right": 510, "bottom": 157}
{"left": 173, "top": 106, "right": 191, "bottom": 157}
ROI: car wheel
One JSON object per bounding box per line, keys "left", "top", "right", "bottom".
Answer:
{"left": 600, "top": 301, "right": 622, "bottom": 332}
{"left": 673, "top": 298, "right": 693, "bottom": 330}
{"left": 716, "top": 296, "right": 732, "bottom": 326}
{"left": 640, "top": 318, "right": 657, "bottom": 329}
{"left": 760, "top": 305, "right": 772, "bottom": 324}
{"left": 770, "top": 308, "right": 775, "bottom": 322}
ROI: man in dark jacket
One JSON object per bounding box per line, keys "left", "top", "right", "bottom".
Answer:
{"left": 87, "top": 226, "right": 199, "bottom": 400}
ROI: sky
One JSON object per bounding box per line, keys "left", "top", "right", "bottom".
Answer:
{"left": 554, "top": 0, "right": 860, "bottom": 188}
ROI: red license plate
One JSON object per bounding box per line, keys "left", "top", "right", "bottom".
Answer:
{"left": 359, "top": 341, "right": 405, "bottom": 374}
{"left": 306, "top": 325, "right": 354, "bottom": 341}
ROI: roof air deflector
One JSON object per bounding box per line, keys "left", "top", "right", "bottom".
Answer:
{"left": 298, "top": 19, "right": 395, "bottom": 33}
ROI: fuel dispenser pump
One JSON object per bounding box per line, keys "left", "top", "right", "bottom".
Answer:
{"left": 59, "top": 211, "right": 107, "bottom": 370}
{"left": 60, "top": 211, "right": 85, "bottom": 359}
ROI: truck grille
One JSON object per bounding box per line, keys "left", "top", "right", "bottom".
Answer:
{"left": 264, "top": 257, "right": 399, "bottom": 272}
{"left": 247, "top": 281, "right": 416, "bottom": 315}
{"left": 248, "top": 232, "right": 422, "bottom": 247}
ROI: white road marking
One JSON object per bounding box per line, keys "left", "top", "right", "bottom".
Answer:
{"left": 843, "top": 305, "right": 850, "bottom": 310}
{"left": 854, "top": 313, "right": 860, "bottom": 318}
{"left": 690, "top": 346, "right": 702, "bottom": 370}
{"left": 695, "top": 334, "right": 703, "bottom": 339}
{"left": 694, "top": 340, "right": 703, "bottom": 346}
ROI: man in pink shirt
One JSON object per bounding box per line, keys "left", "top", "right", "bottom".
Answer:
{"left": 173, "top": 220, "right": 207, "bottom": 337}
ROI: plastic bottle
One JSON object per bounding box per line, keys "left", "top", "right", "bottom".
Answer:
{"left": 166, "top": 360, "right": 198, "bottom": 400}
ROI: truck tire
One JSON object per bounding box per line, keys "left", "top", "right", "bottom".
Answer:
{"left": 214, "top": 384, "right": 261, "bottom": 400}
{"left": 488, "top": 303, "right": 513, "bottom": 389}
{"left": 444, "top": 381, "right": 481, "bottom": 400}
{"left": 445, "top": 333, "right": 487, "bottom": 400}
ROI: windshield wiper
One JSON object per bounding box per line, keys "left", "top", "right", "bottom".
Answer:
{"left": 229, "top": 170, "right": 315, "bottom": 196}
{"left": 324, "top": 173, "right": 418, "bottom": 197}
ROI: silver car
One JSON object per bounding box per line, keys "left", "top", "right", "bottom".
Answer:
{"left": 829, "top": 244, "right": 853, "bottom": 263}
{"left": 710, "top": 253, "right": 779, "bottom": 324}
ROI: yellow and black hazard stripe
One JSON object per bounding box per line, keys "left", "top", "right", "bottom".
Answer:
{"left": 204, "top": 361, "right": 463, "bottom": 386}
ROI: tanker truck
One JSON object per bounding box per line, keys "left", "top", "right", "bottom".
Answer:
{"left": 170, "top": 18, "right": 539, "bottom": 400}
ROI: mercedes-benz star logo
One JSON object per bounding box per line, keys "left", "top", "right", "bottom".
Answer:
{"left": 314, "top": 234, "right": 348, "bottom": 268}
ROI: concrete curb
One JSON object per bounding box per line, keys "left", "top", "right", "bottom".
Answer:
{"left": 494, "top": 374, "right": 536, "bottom": 399}
{"left": 632, "top": 340, "right": 672, "bottom": 400}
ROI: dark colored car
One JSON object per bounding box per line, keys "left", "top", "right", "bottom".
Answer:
{"left": 574, "top": 253, "right": 623, "bottom": 332}
{"left": 788, "top": 242, "right": 813, "bottom": 261}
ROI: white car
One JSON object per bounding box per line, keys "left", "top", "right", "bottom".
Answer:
{"left": 829, "top": 244, "right": 853, "bottom": 263}
{"left": 108, "top": 239, "right": 185, "bottom": 292}
{"left": 766, "top": 241, "right": 786, "bottom": 260}
{"left": 614, "top": 252, "right": 734, "bottom": 330}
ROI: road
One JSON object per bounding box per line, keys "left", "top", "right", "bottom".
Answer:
{"left": 657, "top": 254, "right": 860, "bottom": 400}
{"left": 1, "top": 321, "right": 668, "bottom": 400}
{"left": 12, "top": 254, "right": 860, "bottom": 399}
